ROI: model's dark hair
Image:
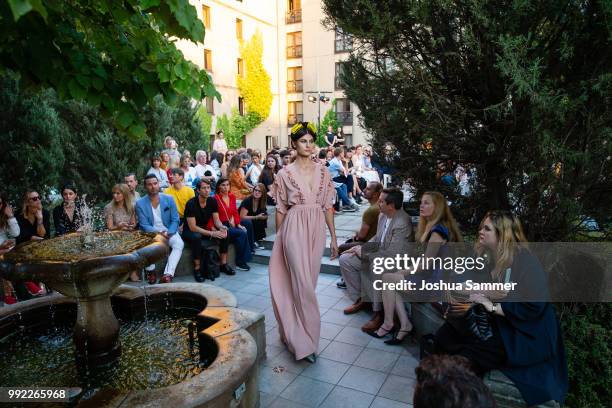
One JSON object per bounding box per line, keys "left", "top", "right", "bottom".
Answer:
{"left": 144, "top": 174, "right": 158, "bottom": 183}
{"left": 60, "top": 183, "right": 77, "bottom": 196}
{"left": 414, "top": 355, "right": 496, "bottom": 408}
{"left": 290, "top": 121, "right": 317, "bottom": 142}
{"left": 195, "top": 178, "right": 212, "bottom": 190}
{"left": 215, "top": 177, "right": 230, "bottom": 194}
{"left": 171, "top": 167, "right": 185, "bottom": 177}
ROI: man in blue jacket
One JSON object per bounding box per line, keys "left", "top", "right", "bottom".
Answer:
{"left": 136, "top": 174, "right": 184, "bottom": 284}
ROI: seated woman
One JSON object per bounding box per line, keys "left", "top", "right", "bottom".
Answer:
{"left": 239, "top": 183, "right": 268, "bottom": 244}
{"left": 52, "top": 183, "right": 82, "bottom": 236}
{"left": 372, "top": 191, "right": 462, "bottom": 344}
{"left": 160, "top": 152, "right": 170, "bottom": 171}
{"left": 227, "top": 155, "right": 251, "bottom": 200}
{"left": 0, "top": 193, "right": 19, "bottom": 304}
{"left": 104, "top": 183, "right": 138, "bottom": 281}
{"left": 147, "top": 154, "right": 170, "bottom": 189}
{"left": 353, "top": 145, "right": 380, "bottom": 183}
{"left": 212, "top": 178, "right": 254, "bottom": 272}
{"left": 180, "top": 155, "right": 198, "bottom": 188}
{"left": 15, "top": 189, "right": 51, "bottom": 299}
{"left": 220, "top": 150, "right": 235, "bottom": 178}
{"left": 433, "top": 211, "right": 568, "bottom": 406}
{"left": 246, "top": 150, "right": 263, "bottom": 186}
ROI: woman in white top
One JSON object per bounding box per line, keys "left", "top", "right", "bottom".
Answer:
{"left": 212, "top": 130, "right": 228, "bottom": 156}
{"left": 246, "top": 150, "right": 263, "bottom": 186}
{"left": 147, "top": 154, "right": 170, "bottom": 188}
{"left": 0, "top": 194, "right": 19, "bottom": 254}
{"left": 180, "top": 155, "right": 198, "bottom": 188}
{"left": 352, "top": 145, "right": 380, "bottom": 183}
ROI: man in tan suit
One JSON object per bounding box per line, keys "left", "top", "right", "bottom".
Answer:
{"left": 339, "top": 188, "right": 413, "bottom": 333}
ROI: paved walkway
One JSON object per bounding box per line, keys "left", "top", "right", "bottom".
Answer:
{"left": 170, "top": 259, "right": 419, "bottom": 408}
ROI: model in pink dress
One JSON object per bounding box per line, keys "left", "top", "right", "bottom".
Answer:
{"left": 268, "top": 122, "right": 339, "bottom": 362}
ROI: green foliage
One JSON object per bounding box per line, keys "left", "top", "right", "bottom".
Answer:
{"left": 317, "top": 99, "right": 341, "bottom": 147}
{"left": 0, "top": 76, "right": 208, "bottom": 203}
{"left": 216, "top": 110, "right": 261, "bottom": 149}
{"left": 0, "top": 0, "right": 220, "bottom": 138}
{"left": 557, "top": 303, "right": 611, "bottom": 407}
{"left": 322, "top": 0, "right": 611, "bottom": 241}
{"left": 237, "top": 32, "right": 272, "bottom": 122}
{"left": 196, "top": 106, "right": 213, "bottom": 142}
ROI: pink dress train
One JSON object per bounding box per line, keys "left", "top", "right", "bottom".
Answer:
{"left": 268, "top": 163, "right": 335, "bottom": 360}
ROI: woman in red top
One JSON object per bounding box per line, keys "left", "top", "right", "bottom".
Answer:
{"left": 212, "top": 178, "right": 254, "bottom": 272}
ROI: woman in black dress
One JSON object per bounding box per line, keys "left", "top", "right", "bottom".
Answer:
{"left": 52, "top": 183, "right": 82, "bottom": 236}
{"left": 239, "top": 183, "right": 268, "bottom": 242}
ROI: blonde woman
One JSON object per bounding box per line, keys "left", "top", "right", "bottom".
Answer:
{"left": 104, "top": 184, "right": 138, "bottom": 280}
{"left": 434, "top": 211, "right": 568, "bottom": 406}
{"left": 372, "top": 191, "right": 462, "bottom": 343}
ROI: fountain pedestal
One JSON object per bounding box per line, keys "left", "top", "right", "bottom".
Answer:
{"left": 0, "top": 231, "right": 167, "bottom": 368}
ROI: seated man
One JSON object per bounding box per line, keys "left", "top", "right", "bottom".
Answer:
{"left": 136, "top": 174, "right": 184, "bottom": 284}
{"left": 183, "top": 179, "right": 227, "bottom": 282}
{"left": 339, "top": 188, "right": 412, "bottom": 332}
{"left": 164, "top": 167, "right": 195, "bottom": 220}
{"left": 328, "top": 147, "right": 359, "bottom": 212}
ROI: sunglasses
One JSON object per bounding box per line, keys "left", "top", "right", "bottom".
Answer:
{"left": 29, "top": 196, "right": 40, "bottom": 202}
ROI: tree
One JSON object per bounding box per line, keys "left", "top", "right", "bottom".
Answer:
{"left": 237, "top": 31, "right": 273, "bottom": 124}
{"left": 322, "top": 0, "right": 611, "bottom": 241}
{"left": 0, "top": 0, "right": 220, "bottom": 138}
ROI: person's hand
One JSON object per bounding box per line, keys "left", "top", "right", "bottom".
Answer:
{"left": 330, "top": 240, "right": 339, "bottom": 260}
{"left": 3, "top": 204, "right": 14, "bottom": 218}
{"left": 160, "top": 231, "right": 170, "bottom": 239}
{"left": 259, "top": 214, "right": 268, "bottom": 220}
{"left": 31, "top": 235, "right": 44, "bottom": 241}
{"left": 229, "top": 220, "right": 235, "bottom": 228}
{"left": 238, "top": 224, "right": 246, "bottom": 232}
{"left": 0, "top": 239, "right": 15, "bottom": 250}
{"left": 117, "top": 221, "right": 129, "bottom": 229}
{"left": 35, "top": 209, "right": 43, "bottom": 222}
{"left": 469, "top": 293, "right": 494, "bottom": 312}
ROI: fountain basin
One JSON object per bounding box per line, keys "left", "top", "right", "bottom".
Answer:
{"left": 0, "top": 283, "right": 265, "bottom": 407}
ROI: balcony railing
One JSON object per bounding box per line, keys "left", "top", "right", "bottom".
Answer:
{"left": 286, "top": 9, "right": 302, "bottom": 24}
{"left": 288, "top": 113, "right": 304, "bottom": 125}
{"left": 287, "top": 79, "right": 303, "bottom": 93}
{"left": 336, "top": 111, "right": 353, "bottom": 125}
{"left": 286, "top": 45, "right": 303, "bottom": 58}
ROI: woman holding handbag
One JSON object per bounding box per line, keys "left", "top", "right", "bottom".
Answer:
{"left": 434, "top": 211, "right": 568, "bottom": 407}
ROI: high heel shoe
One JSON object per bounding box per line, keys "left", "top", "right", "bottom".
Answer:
{"left": 366, "top": 325, "right": 395, "bottom": 339}
{"left": 384, "top": 327, "right": 415, "bottom": 345}
{"left": 304, "top": 353, "right": 317, "bottom": 363}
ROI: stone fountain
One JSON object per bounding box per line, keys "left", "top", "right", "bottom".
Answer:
{"left": 0, "top": 230, "right": 167, "bottom": 366}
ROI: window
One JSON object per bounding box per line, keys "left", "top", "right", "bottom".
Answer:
{"left": 335, "top": 98, "right": 352, "bottom": 125}
{"left": 202, "top": 5, "right": 211, "bottom": 29}
{"left": 205, "top": 97, "right": 214, "bottom": 114}
{"left": 204, "top": 49, "right": 212, "bottom": 72}
{"left": 286, "top": 0, "right": 302, "bottom": 23}
{"left": 237, "top": 58, "right": 244, "bottom": 77}
{"left": 287, "top": 32, "right": 302, "bottom": 58}
{"left": 238, "top": 97, "right": 245, "bottom": 116}
{"left": 287, "top": 67, "right": 303, "bottom": 93}
{"left": 266, "top": 135, "right": 279, "bottom": 151}
{"left": 236, "top": 18, "right": 243, "bottom": 40}
{"left": 335, "top": 27, "right": 353, "bottom": 53}
{"left": 288, "top": 101, "right": 303, "bottom": 125}
{"left": 335, "top": 62, "right": 347, "bottom": 90}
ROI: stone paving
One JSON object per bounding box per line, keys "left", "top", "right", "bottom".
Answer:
{"left": 170, "top": 260, "right": 419, "bottom": 408}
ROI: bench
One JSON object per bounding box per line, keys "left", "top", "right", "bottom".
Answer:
{"left": 411, "top": 303, "right": 560, "bottom": 408}
{"left": 153, "top": 244, "right": 236, "bottom": 278}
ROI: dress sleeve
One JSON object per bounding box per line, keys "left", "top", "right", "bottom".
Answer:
{"left": 268, "top": 172, "right": 288, "bottom": 214}
{"left": 322, "top": 169, "right": 335, "bottom": 210}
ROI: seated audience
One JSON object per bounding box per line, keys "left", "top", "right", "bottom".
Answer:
{"left": 194, "top": 150, "right": 217, "bottom": 189}
{"left": 328, "top": 147, "right": 358, "bottom": 212}
{"left": 228, "top": 155, "right": 251, "bottom": 200}
{"left": 434, "top": 211, "right": 568, "bottom": 406}
{"left": 375, "top": 191, "right": 462, "bottom": 344}
{"left": 239, "top": 183, "right": 268, "bottom": 243}
{"left": 162, "top": 137, "right": 181, "bottom": 169}
{"left": 105, "top": 183, "right": 138, "bottom": 281}
{"left": 180, "top": 154, "right": 197, "bottom": 188}
{"left": 53, "top": 183, "right": 82, "bottom": 236}
{"left": 220, "top": 150, "right": 235, "bottom": 178}
{"left": 124, "top": 173, "right": 141, "bottom": 200}
{"left": 0, "top": 193, "right": 19, "bottom": 305}
{"left": 246, "top": 151, "right": 263, "bottom": 186}
{"left": 338, "top": 182, "right": 382, "bottom": 255}
{"left": 147, "top": 154, "right": 170, "bottom": 189}
{"left": 213, "top": 178, "right": 253, "bottom": 272}
{"left": 163, "top": 168, "right": 195, "bottom": 220}
{"left": 210, "top": 150, "right": 222, "bottom": 178}
{"left": 183, "top": 179, "right": 227, "bottom": 282}
{"left": 279, "top": 150, "right": 291, "bottom": 168}
{"left": 414, "top": 355, "right": 496, "bottom": 408}
{"left": 136, "top": 174, "right": 184, "bottom": 284}
{"left": 160, "top": 152, "right": 170, "bottom": 170}
{"left": 338, "top": 188, "right": 412, "bottom": 333}
{"left": 353, "top": 144, "right": 380, "bottom": 183}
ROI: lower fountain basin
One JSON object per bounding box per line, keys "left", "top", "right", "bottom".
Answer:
{"left": 0, "top": 283, "right": 265, "bottom": 407}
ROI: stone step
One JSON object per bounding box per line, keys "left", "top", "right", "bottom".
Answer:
{"left": 251, "top": 248, "right": 341, "bottom": 275}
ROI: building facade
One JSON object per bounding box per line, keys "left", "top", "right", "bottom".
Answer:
{"left": 177, "top": 0, "right": 368, "bottom": 152}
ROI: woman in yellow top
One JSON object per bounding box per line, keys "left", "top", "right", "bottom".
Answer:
{"left": 227, "top": 155, "right": 251, "bottom": 200}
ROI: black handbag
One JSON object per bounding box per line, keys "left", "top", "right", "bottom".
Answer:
{"left": 443, "top": 302, "right": 494, "bottom": 342}
{"left": 204, "top": 247, "right": 220, "bottom": 279}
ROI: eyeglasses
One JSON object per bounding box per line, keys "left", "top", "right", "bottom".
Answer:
{"left": 29, "top": 196, "right": 40, "bottom": 202}
{"left": 253, "top": 189, "right": 262, "bottom": 193}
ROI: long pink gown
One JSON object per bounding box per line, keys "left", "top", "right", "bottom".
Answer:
{"left": 268, "top": 162, "right": 335, "bottom": 360}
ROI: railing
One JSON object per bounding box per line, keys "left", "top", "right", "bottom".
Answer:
{"left": 336, "top": 111, "right": 353, "bottom": 125}
{"left": 286, "top": 45, "right": 303, "bottom": 58}
{"left": 287, "top": 114, "right": 304, "bottom": 125}
{"left": 286, "top": 9, "right": 302, "bottom": 24}
{"left": 287, "top": 79, "right": 303, "bottom": 93}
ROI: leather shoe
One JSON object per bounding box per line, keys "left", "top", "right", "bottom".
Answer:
{"left": 343, "top": 300, "right": 367, "bottom": 315}
{"left": 222, "top": 264, "right": 236, "bottom": 275}
{"left": 147, "top": 272, "right": 157, "bottom": 284}
{"left": 193, "top": 269, "right": 205, "bottom": 283}
{"left": 361, "top": 312, "right": 383, "bottom": 333}
{"left": 159, "top": 274, "right": 173, "bottom": 283}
